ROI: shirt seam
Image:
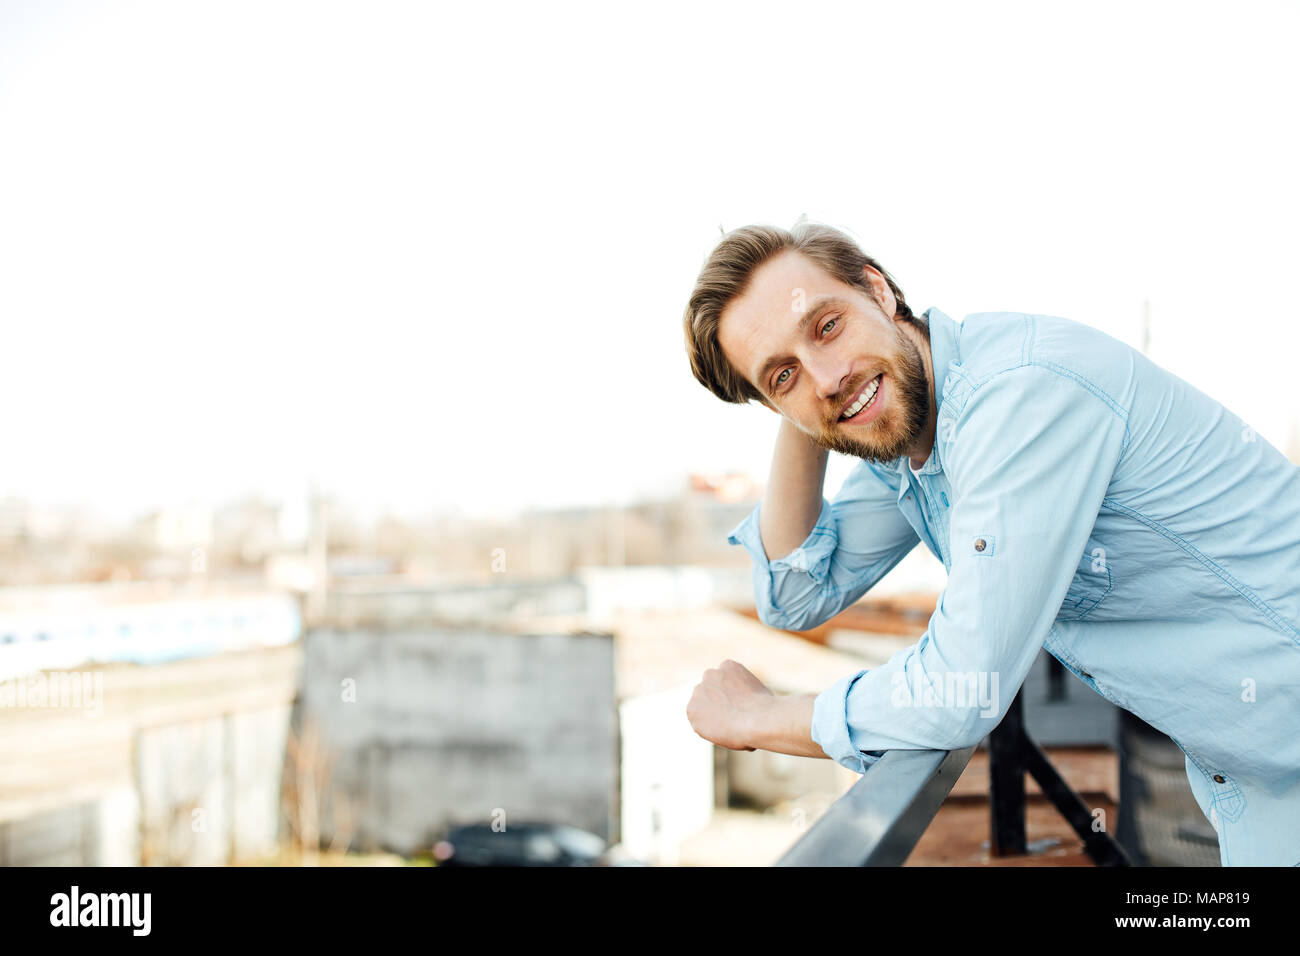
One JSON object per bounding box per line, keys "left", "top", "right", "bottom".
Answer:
{"left": 1058, "top": 548, "right": 1115, "bottom": 621}
{"left": 950, "top": 321, "right": 1134, "bottom": 461}
{"left": 1020, "top": 312, "right": 1035, "bottom": 366}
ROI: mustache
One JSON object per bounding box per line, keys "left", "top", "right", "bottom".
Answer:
{"left": 828, "top": 368, "right": 886, "bottom": 424}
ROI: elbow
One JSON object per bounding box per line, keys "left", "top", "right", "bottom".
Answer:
{"left": 757, "top": 603, "right": 801, "bottom": 631}
{"left": 946, "top": 727, "right": 986, "bottom": 752}
{"left": 757, "top": 598, "right": 829, "bottom": 633}
{"left": 945, "top": 708, "right": 999, "bottom": 751}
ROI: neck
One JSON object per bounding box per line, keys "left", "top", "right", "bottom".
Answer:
{"left": 900, "top": 320, "right": 937, "bottom": 470}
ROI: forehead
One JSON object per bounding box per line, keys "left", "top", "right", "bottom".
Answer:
{"left": 717, "top": 249, "right": 841, "bottom": 385}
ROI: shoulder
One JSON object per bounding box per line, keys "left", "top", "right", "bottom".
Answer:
{"left": 951, "top": 311, "right": 1138, "bottom": 416}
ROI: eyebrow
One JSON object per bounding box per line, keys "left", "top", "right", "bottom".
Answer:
{"left": 752, "top": 295, "right": 848, "bottom": 395}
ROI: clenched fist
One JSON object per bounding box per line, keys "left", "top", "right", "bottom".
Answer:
{"left": 686, "top": 659, "right": 775, "bottom": 751}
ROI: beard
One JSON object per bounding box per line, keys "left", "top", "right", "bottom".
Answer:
{"left": 809, "top": 321, "right": 932, "bottom": 464}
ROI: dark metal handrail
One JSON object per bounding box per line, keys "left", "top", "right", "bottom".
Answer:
{"left": 774, "top": 688, "right": 1131, "bottom": 866}
{"left": 775, "top": 745, "right": 977, "bottom": 866}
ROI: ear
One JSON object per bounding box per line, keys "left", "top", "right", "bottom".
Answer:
{"left": 861, "top": 264, "right": 897, "bottom": 319}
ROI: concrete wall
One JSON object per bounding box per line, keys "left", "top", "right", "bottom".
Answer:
{"left": 1, "top": 705, "right": 291, "bottom": 866}
{"left": 0, "top": 645, "right": 299, "bottom": 866}
{"left": 0, "top": 787, "right": 137, "bottom": 866}
{"left": 134, "top": 705, "right": 291, "bottom": 865}
{"left": 300, "top": 624, "right": 617, "bottom": 856}
{"left": 323, "top": 580, "right": 586, "bottom": 627}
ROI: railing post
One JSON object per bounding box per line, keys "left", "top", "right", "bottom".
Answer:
{"left": 988, "top": 689, "right": 1027, "bottom": 856}
{"left": 987, "top": 686, "right": 1131, "bottom": 865}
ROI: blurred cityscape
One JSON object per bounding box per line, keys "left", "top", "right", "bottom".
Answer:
{"left": 0, "top": 471, "right": 768, "bottom": 589}
{"left": 4, "top": 439, "right": 1297, "bottom": 867}
{"left": 0, "top": 470, "right": 935, "bottom": 866}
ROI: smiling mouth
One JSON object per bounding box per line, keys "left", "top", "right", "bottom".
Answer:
{"left": 840, "top": 374, "right": 883, "bottom": 421}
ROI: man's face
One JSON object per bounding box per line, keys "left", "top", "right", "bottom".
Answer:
{"left": 716, "top": 249, "right": 932, "bottom": 463}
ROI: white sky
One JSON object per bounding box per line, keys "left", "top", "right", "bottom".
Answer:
{"left": 1, "top": 0, "right": 1297, "bottom": 523}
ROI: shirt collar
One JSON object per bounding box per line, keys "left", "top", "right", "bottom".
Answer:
{"left": 893, "top": 306, "right": 960, "bottom": 478}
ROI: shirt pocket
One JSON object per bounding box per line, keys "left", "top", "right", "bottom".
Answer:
{"left": 1056, "top": 540, "right": 1114, "bottom": 622}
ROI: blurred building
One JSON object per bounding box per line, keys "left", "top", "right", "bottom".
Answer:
{"left": 0, "top": 581, "right": 299, "bottom": 678}
{"left": 0, "top": 581, "right": 302, "bottom": 865}
{"left": 131, "top": 502, "right": 213, "bottom": 555}
{"left": 299, "top": 621, "right": 618, "bottom": 854}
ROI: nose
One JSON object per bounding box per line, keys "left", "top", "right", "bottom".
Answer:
{"left": 806, "top": 351, "right": 852, "bottom": 405}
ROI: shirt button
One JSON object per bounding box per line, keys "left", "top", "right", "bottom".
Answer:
{"left": 974, "top": 538, "right": 986, "bottom": 552}
{"left": 1213, "top": 774, "right": 1226, "bottom": 784}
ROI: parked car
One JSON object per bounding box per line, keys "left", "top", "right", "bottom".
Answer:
{"left": 433, "top": 822, "right": 644, "bottom": 866}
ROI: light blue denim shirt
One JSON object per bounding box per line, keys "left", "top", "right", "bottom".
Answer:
{"left": 726, "top": 307, "right": 1300, "bottom": 865}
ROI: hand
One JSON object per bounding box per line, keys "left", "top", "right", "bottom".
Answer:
{"left": 686, "top": 659, "right": 775, "bottom": 751}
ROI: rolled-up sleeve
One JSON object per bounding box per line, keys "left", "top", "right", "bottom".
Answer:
{"left": 811, "top": 364, "right": 1129, "bottom": 772}
{"left": 812, "top": 669, "right": 890, "bottom": 773}
{"left": 726, "top": 460, "right": 920, "bottom": 631}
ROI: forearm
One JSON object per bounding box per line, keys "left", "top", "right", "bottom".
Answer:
{"left": 757, "top": 417, "right": 829, "bottom": 562}
{"left": 745, "top": 692, "right": 826, "bottom": 759}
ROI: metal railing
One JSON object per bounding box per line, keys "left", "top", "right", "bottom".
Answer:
{"left": 776, "top": 745, "right": 976, "bottom": 866}
{"left": 775, "top": 689, "right": 1131, "bottom": 866}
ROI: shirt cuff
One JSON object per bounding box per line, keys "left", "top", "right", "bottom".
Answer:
{"left": 725, "top": 498, "right": 839, "bottom": 618}
{"left": 811, "top": 669, "right": 887, "bottom": 774}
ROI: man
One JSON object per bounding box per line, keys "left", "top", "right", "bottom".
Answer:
{"left": 680, "top": 219, "right": 1300, "bottom": 866}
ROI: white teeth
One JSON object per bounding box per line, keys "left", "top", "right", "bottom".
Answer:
{"left": 841, "top": 375, "right": 881, "bottom": 419}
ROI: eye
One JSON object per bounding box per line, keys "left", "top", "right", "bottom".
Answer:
{"left": 774, "top": 368, "right": 792, "bottom": 390}
{"left": 820, "top": 315, "right": 839, "bottom": 336}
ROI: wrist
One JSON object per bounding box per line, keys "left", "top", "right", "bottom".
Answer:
{"left": 747, "top": 692, "right": 823, "bottom": 758}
